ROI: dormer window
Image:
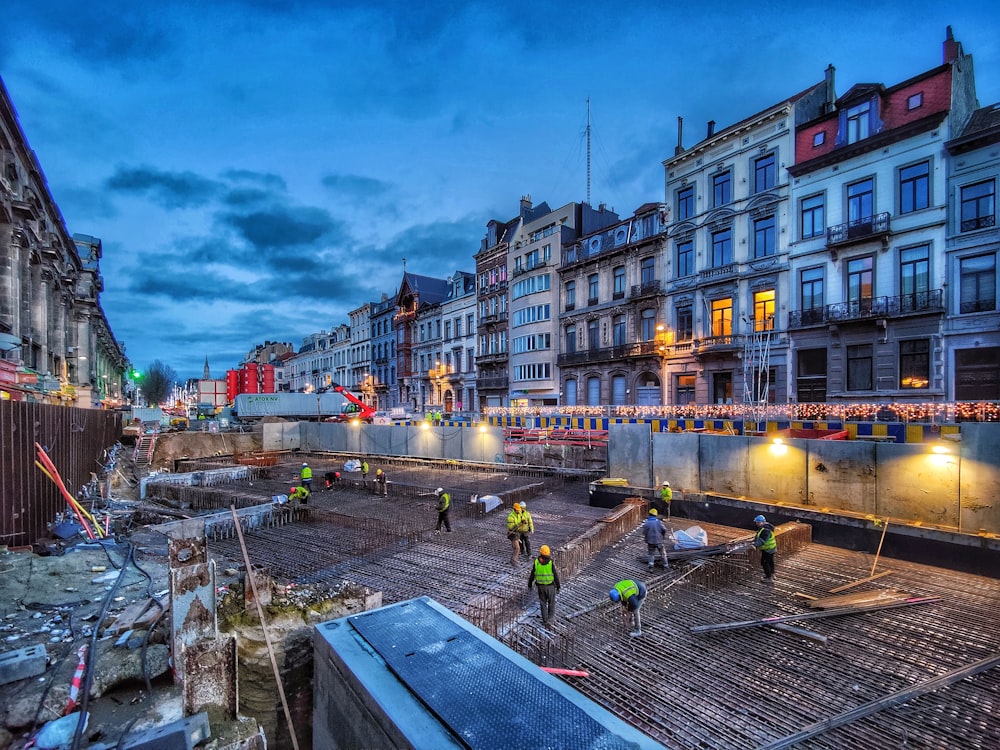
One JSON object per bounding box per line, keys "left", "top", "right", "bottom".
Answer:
{"left": 813, "top": 131, "right": 825, "bottom": 147}
{"left": 846, "top": 101, "right": 871, "bottom": 144}
{"left": 907, "top": 92, "right": 923, "bottom": 110}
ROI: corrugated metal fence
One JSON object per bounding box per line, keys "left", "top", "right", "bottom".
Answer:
{"left": 0, "top": 400, "right": 122, "bottom": 546}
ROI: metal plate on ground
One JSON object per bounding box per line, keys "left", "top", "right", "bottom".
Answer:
{"left": 348, "top": 598, "right": 638, "bottom": 750}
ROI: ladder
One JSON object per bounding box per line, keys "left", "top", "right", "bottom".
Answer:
{"left": 134, "top": 432, "right": 157, "bottom": 466}
{"left": 742, "top": 315, "right": 774, "bottom": 425}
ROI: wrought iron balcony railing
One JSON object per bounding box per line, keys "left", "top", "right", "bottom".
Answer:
{"left": 827, "top": 212, "right": 890, "bottom": 246}
{"left": 789, "top": 290, "right": 944, "bottom": 328}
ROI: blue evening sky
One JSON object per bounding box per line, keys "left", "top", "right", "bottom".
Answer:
{"left": 3, "top": 1, "right": 998, "bottom": 379}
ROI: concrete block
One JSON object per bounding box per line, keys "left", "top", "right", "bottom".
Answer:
{"left": 123, "top": 712, "right": 210, "bottom": 749}
{"left": 0, "top": 644, "right": 47, "bottom": 685}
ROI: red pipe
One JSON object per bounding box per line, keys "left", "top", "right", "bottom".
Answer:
{"left": 541, "top": 667, "right": 590, "bottom": 677}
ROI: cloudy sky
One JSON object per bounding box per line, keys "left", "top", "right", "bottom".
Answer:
{"left": 3, "top": 1, "right": 998, "bottom": 380}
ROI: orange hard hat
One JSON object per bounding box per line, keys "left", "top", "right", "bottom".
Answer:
{"left": 539, "top": 545, "right": 551, "bottom": 556}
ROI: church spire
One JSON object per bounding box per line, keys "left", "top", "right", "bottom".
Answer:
{"left": 203, "top": 355, "right": 210, "bottom": 379}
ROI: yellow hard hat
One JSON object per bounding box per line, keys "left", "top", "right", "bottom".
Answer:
{"left": 512, "top": 502, "right": 521, "bottom": 511}
{"left": 539, "top": 544, "right": 551, "bottom": 556}
{"left": 649, "top": 508, "right": 658, "bottom": 516}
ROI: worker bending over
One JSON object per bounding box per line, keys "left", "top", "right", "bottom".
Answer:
{"left": 610, "top": 579, "right": 647, "bottom": 638}
{"left": 289, "top": 485, "right": 310, "bottom": 504}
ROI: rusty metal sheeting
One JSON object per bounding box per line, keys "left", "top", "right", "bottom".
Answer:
{"left": 183, "top": 636, "right": 238, "bottom": 721}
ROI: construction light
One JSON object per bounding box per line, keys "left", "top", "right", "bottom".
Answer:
{"left": 479, "top": 424, "right": 487, "bottom": 433}
{"left": 421, "top": 421, "right": 430, "bottom": 430}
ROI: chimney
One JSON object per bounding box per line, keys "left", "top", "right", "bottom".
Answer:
{"left": 943, "top": 25, "right": 963, "bottom": 64}
{"left": 707, "top": 120, "right": 716, "bottom": 138}
{"left": 520, "top": 194, "right": 532, "bottom": 217}
{"left": 675, "top": 116, "right": 684, "bottom": 155}
{"left": 824, "top": 64, "right": 836, "bottom": 114}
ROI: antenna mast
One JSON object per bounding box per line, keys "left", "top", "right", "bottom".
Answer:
{"left": 586, "top": 98, "right": 592, "bottom": 206}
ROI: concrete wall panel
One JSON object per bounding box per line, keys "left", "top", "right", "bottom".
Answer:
{"left": 803, "top": 440, "right": 878, "bottom": 514}
{"left": 607, "top": 423, "right": 652, "bottom": 486}
{"left": 958, "top": 424, "right": 1000, "bottom": 534}
{"left": 747, "top": 437, "right": 807, "bottom": 505}
{"left": 439, "top": 426, "right": 465, "bottom": 461}
{"left": 697, "top": 435, "right": 750, "bottom": 497}
{"left": 263, "top": 422, "right": 300, "bottom": 452}
{"left": 651, "top": 433, "right": 700, "bottom": 492}
{"left": 876, "top": 443, "right": 958, "bottom": 527}
{"left": 362, "top": 425, "right": 400, "bottom": 457}
{"left": 462, "top": 427, "right": 503, "bottom": 464}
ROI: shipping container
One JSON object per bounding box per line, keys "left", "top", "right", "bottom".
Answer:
{"left": 233, "top": 392, "right": 349, "bottom": 419}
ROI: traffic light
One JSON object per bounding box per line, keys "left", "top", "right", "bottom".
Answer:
{"left": 131, "top": 369, "right": 142, "bottom": 379}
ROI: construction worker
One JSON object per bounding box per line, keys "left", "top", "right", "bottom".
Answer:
{"left": 752, "top": 514, "right": 777, "bottom": 581}
{"left": 434, "top": 487, "right": 452, "bottom": 532}
{"left": 506, "top": 503, "right": 524, "bottom": 566}
{"left": 642, "top": 508, "right": 669, "bottom": 570}
{"left": 361, "top": 459, "right": 369, "bottom": 480}
{"left": 324, "top": 471, "right": 340, "bottom": 489}
{"left": 300, "top": 462, "right": 312, "bottom": 492}
{"left": 527, "top": 544, "right": 561, "bottom": 626}
{"left": 375, "top": 468, "right": 388, "bottom": 497}
{"left": 517, "top": 502, "right": 534, "bottom": 558}
{"left": 609, "top": 579, "right": 647, "bottom": 638}
{"left": 289, "top": 485, "right": 310, "bottom": 504}
{"left": 659, "top": 481, "right": 672, "bottom": 517}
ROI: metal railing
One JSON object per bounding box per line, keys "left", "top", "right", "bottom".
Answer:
{"left": 827, "top": 212, "right": 891, "bottom": 245}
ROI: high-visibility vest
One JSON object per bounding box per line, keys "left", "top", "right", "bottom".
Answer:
{"left": 506, "top": 511, "right": 520, "bottom": 532}
{"left": 614, "top": 580, "right": 639, "bottom": 602}
{"left": 661, "top": 486, "right": 672, "bottom": 503}
{"left": 756, "top": 525, "right": 777, "bottom": 552}
{"left": 438, "top": 492, "right": 450, "bottom": 511}
{"left": 518, "top": 511, "right": 533, "bottom": 533}
{"left": 533, "top": 558, "right": 555, "bottom": 585}
{"left": 301, "top": 467, "right": 312, "bottom": 480}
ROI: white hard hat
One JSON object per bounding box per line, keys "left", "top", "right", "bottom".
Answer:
{"left": 436, "top": 487, "right": 444, "bottom": 494}
{"left": 662, "top": 481, "right": 669, "bottom": 486}
{"left": 302, "top": 462, "right": 308, "bottom": 467}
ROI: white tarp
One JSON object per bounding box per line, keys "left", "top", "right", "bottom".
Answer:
{"left": 672, "top": 525, "right": 708, "bottom": 549}
{"left": 473, "top": 494, "right": 502, "bottom": 513}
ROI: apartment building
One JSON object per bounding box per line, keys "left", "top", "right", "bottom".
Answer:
{"left": 786, "top": 29, "right": 979, "bottom": 404}
{"left": 662, "top": 80, "right": 827, "bottom": 406}
{"left": 348, "top": 302, "right": 372, "bottom": 398}
{"left": 439, "top": 271, "right": 477, "bottom": 412}
{"left": 395, "top": 272, "right": 450, "bottom": 413}
{"left": 943, "top": 101, "right": 1000, "bottom": 400}
{"left": 370, "top": 294, "right": 396, "bottom": 410}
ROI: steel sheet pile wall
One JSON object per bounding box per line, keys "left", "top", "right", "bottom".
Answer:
{"left": 0, "top": 400, "right": 122, "bottom": 544}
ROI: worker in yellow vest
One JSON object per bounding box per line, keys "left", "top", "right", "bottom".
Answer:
{"left": 527, "top": 545, "right": 561, "bottom": 626}
{"left": 506, "top": 503, "right": 524, "bottom": 566}
{"left": 300, "top": 462, "right": 312, "bottom": 491}
{"left": 752, "top": 514, "right": 777, "bottom": 581}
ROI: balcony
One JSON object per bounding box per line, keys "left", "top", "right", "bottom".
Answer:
{"left": 961, "top": 214, "right": 996, "bottom": 233}
{"left": 480, "top": 312, "right": 507, "bottom": 325}
{"left": 693, "top": 335, "right": 744, "bottom": 354}
{"left": 787, "top": 308, "right": 826, "bottom": 329}
{"left": 478, "top": 376, "right": 508, "bottom": 390}
{"left": 476, "top": 351, "right": 507, "bottom": 365}
{"left": 699, "top": 263, "right": 739, "bottom": 283}
{"left": 394, "top": 309, "right": 416, "bottom": 323}
{"left": 825, "top": 290, "right": 944, "bottom": 324}
{"left": 557, "top": 341, "right": 661, "bottom": 367}
{"left": 827, "top": 212, "right": 891, "bottom": 246}
{"left": 630, "top": 280, "right": 663, "bottom": 298}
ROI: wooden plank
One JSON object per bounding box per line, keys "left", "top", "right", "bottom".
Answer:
{"left": 806, "top": 589, "right": 908, "bottom": 610}
{"left": 828, "top": 569, "right": 894, "bottom": 593}
{"left": 104, "top": 598, "right": 158, "bottom": 636}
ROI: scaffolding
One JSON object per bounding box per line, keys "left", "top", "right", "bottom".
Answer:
{"left": 741, "top": 314, "right": 774, "bottom": 424}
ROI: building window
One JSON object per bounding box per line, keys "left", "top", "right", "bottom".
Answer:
{"left": 753, "top": 290, "right": 775, "bottom": 331}
{"left": 640, "top": 256, "right": 655, "bottom": 285}
{"left": 907, "top": 92, "right": 923, "bottom": 110}
{"left": 565, "top": 325, "right": 576, "bottom": 354}
{"left": 712, "top": 171, "right": 732, "bottom": 207}
{"left": 640, "top": 309, "right": 656, "bottom": 341}
{"left": 753, "top": 152, "right": 776, "bottom": 193}
{"left": 813, "top": 131, "right": 825, "bottom": 147}
{"left": 676, "top": 374, "right": 696, "bottom": 405}
{"left": 677, "top": 186, "right": 694, "bottom": 220}
{"left": 676, "top": 240, "right": 694, "bottom": 277}
{"left": 847, "top": 256, "right": 874, "bottom": 305}
{"left": 900, "top": 245, "right": 930, "bottom": 306}
{"left": 899, "top": 161, "right": 929, "bottom": 214}
{"left": 613, "top": 266, "right": 626, "bottom": 299}
{"left": 677, "top": 305, "right": 693, "bottom": 341}
{"left": 959, "top": 254, "right": 996, "bottom": 313}
{"left": 801, "top": 194, "right": 825, "bottom": 239}
{"left": 753, "top": 215, "right": 776, "bottom": 258}
{"left": 846, "top": 100, "right": 871, "bottom": 144}
{"left": 801, "top": 267, "right": 824, "bottom": 318}
{"left": 588, "top": 274, "right": 599, "bottom": 305}
{"left": 847, "top": 344, "right": 873, "bottom": 391}
{"left": 711, "top": 228, "right": 732, "bottom": 267}
{"left": 848, "top": 178, "right": 874, "bottom": 222}
{"left": 711, "top": 298, "right": 732, "bottom": 337}
{"left": 565, "top": 281, "right": 576, "bottom": 311}
{"left": 587, "top": 320, "right": 599, "bottom": 350}
{"left": 960, "top": 180, "right": 996, "bottom": 232}
{"left": 587, "top": 376, "right": 600, "bottom": 405}
{"left": 797, "top": 348, "right": 827, "bottom": 402}
{"left": 613, "top": 315, "right": 627, "bottom": 346}
{"left": 899, "top": 339, "right": 930, "bottom": 389}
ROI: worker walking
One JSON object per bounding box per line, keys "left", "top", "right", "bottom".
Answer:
{"left": 642, "top": 508, "right": 669, "bottom": 570}
{"left": 434, "top": 488, "right": 452, "bottom": 532}
{"left": 752, "top": 514, "right": 777, "bottom": 581}
{"left": 609, "top": 579, "right": 648, "bottom": 638}
{"left": 375, "top": 468, "right": 388, "bottom": 497}
{"left": 289, "top": 485, "right": 310, "bottom": 504}
{"left": 506, "top": 503, "right": 524, "bottom": 565}
{"left": 659, "top": 481, "right": 672, "bottom": 518}
{"left": 517, "top": 502, "right": 535, "bottom": 558}
{"left": 361, "top": 459, "right": 370, "bottom": 480}
{"left": 300, "top": 462, "right": 312, "bottom": 492}
{"left": 527, "top": 545, "right": 561, "bottom": 626}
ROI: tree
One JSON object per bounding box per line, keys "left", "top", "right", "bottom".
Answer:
{"left": 139, "top": 360, "right": 177, "bottom": 406}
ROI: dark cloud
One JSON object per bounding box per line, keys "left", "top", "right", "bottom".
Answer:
{"left": 321, "top": 174, "right": 393, "bottom": 199}
{"left": 105, "top": 166, "right": 222, "bottom": 209}
{"left": 383, "top": 216, "right": 485, "bottom": 278}
{"left": 217, "top": 206, "right": 348, "bottom": 252}
{"left": 221, "top": 169, "right": 287, "bottom": 191}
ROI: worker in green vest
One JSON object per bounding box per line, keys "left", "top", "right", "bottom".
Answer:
{"left": 288, "top": 485, "right": 310, "bottom": 504}
{"left": 506, "top": 503, "right": 524, "bottom": 565}
{"left": 609, "top": 579, "right": 647, "bottom": 637}
{"left": 527, "top": 545, "right": 561, "bottom": 626}
{"left": 434, "top": 487, "right": 452, "bottom": 532}
{"left": 300, "top": 462, "right": 312, "bottom": 491}
{"left": 752, "top": 514, "right": 777, "bottom": 581}
{"left": 659, "top": 481, "right": 672, "bottom": 517}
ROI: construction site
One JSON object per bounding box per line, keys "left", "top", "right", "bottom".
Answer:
{"left": 1, "top": 410, "right": 999, "bottom": 749}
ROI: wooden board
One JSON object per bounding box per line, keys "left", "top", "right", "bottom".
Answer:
{"left": 806, "top": 589, "right": 909, "bottom": 610}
